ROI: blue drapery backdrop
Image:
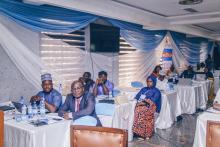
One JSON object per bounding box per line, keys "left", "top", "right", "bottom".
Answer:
{"left": 0, "top": 0, "right": 98, "bottom": 33}
{"left": 107, "top": 19, "right": 166, "bottom": 51}
{"left": 0, "top": 0, "right": 215, "bottom": 58}
{"left": 170, "top": 31, "right": 214, "bottom": 65}
{"left": 0, "top": 0, "right": 166, "bottom": 51}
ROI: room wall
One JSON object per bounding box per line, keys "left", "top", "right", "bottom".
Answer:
{"left": 0, "top": 15, "right": 40, "bottom": 103}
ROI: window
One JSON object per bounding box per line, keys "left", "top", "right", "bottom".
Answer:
{"left": 40, "top": 29, "right": 85, "bottom": 94}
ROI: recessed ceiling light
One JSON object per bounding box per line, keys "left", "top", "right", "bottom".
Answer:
{"left": 179, "top": 0, "right": 203, "bottom": 5}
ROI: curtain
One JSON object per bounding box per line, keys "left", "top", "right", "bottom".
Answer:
{"left": 0, "top": 0, "right": 167, "bottom": 52}
{"left": 0, "top": 19, "right": 64, "bottom": 90}
{"left": 0, "top": 0, "right": 216, "bottom": 90}
{"left": 170, "top": 31, "right": 214, "bottom": 66}
{"left": 167, "top": 32, "right": 189, "bottom": 73}
{"left": 118, "top": 36, "right": 167, "bottom": 86}
{"left": 0, "top": 0, "right": 98, "bottom": 33}
{"left": 107, "top": 19, "right": 167, "bottom": 51}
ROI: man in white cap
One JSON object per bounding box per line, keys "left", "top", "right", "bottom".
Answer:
{"left": 156, "top": 70, "right": 168, "bottom": 91}
{"left": 30, "top": 73, "right": 62, "bottom": 112}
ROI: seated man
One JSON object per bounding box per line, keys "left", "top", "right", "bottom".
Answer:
{"left": 93, "top": 71, "right": 114, "bottom": 96}
{"left": 156, "top": 70, "right": 168, "bottom": 91}
{"left": 180, "top": 65, "right": 195, "bottom": 79}
{"left": 30, "top": 73, "right": 62, "bottom": 113}
{"left": 204, "top": 67, "right": 214, "bottom": 79}
{"left": 166, "top": 64, "right": 177, "bottom": 77}
{"left": 58, "top": 80, "right": 101, "bottom": 126}
{"left": 79, "top": 72, "right": 94, "bottom": 93}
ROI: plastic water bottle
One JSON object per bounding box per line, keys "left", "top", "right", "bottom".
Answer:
{"left": 21, "top": 104, "right": 27, "bottom": 115}
{"left": 58, "top": 83, "right": 62, "bottom": 95}
{"left": 40, "top": 98, "right": 46, "bottom": 117}
{"left": 109, "top": 91, "right": 113, "bottom": 99}
{"left": 32, "top": 102, "right": 38, "bottom": 116}
{"left": 28, "top": 104, "right": 33, "bottom": 118}
{"left": 19, "top": 96, "right": 25, "bottom": 105}
{"left": 21, "top": 104, "right": 27, "bottom": 120}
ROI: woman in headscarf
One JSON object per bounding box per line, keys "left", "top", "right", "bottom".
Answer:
{"left": 132, "top": 75, "right": 161, "bottom": 139}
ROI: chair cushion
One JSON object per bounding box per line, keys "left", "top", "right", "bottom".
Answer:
{"left": 95, "top": 103, "right": 115, "bottom": 116}
{"left": 131, "top": 81, "right": 143, "bottom": 88}
{"left": 206, "top": 121, "right": 220, "bottom": 147}
{"left": 73, "top": 116, "right": 97, "bottom": 126}
{"left": 71, "top": 126, "right": 128, "bottom": 147}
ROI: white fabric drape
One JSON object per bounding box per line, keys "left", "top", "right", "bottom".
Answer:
{"left": 1, "top": 14, "right": 213, "bottom": 93}
{"left": 0, "top": 22, "right": 41, "bottom": 90}
{"left": 85, "top": 52, "right": 119, "bottom": 85}
{"left": 167, "top": 32, "right": 188, "bottom": 74}
{"left": 0, "top": 21, "right": 65, "bottom": 90}
{"left": 118, "top": 36, "right": 166, "bottom": 87}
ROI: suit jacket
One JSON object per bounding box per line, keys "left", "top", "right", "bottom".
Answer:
{"left": 58, "top": 92, "right": 101, "bottom": 126}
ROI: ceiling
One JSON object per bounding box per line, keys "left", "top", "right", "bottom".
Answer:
{"left": 112, "top": 0, "right": 220, "bottom": 37}
{"left": 112, "top": 0, "right": 220, "bottom": 17}
{"left": 24, "top": 0, "right": 220, "bottom": 40}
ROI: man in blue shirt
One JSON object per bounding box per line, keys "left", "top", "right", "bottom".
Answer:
{"left": 93, "top": 71, "right": 114, "bottom": 96}
{"left": 30, "top": 73, "right": 62, "bottom": 112}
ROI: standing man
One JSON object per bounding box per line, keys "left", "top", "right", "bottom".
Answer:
{"left": 30, "top": 73, "right": 62, "bottom": 113}
{"left": 93, "top": 71, "right": 114, "bottom": 96}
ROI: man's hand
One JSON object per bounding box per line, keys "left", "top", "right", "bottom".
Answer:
{"left": 63, "top": 113, "right": 70, "bottom": 120}
{"left": 30, "top": 96, "right": 41, "bottom": 102}
{"left": 95, "top": 78, "right": 103, "bottom": 85}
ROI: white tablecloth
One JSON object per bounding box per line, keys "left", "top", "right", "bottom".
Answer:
{"left": 193, "top": 80, "right": 210, "bottom": 108}
{"left": 176, "top": 85, "right": 200, "bottom": 114}
{"left": 193, "top": 109, "right": 220, "bottom": 147}
{"left": 214, "top": 76, "right": 219, "bottom": 94}
{"left": 155, "top": 91, "right": 180, "bottom": 129}
{"left": 98, "top": 100, "right": 136, "bottom": 142}
{"left": 4, "top": 114, "right": 71, "bottom": 147}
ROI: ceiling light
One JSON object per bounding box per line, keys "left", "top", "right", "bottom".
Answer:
{"left": 179, "top": 0, "right": 203, "bottom": 5}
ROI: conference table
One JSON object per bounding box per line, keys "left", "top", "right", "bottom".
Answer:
{"left": 193, "top": 108, "right": 220, "bottom": 147}
{"left": 155, "top": 90, "right": 180, "bottom": 129}
{"left": 193, "top": 80, "right": 210, "bottom": 106}
{"left": 2, "top": 80, "right": 211, "bottom": 145}
{"left": 4, "top": 112, "right": 71, "bottom": 147}
{"left": 96, "top": 96, "right": 136, "bottom": 142}
{"left": 175, "top": 80, "right": 210, "bottom": 114}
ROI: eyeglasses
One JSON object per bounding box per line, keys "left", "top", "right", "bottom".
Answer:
{"left": 72, "top": 86, "right": 83, "bottom": 91}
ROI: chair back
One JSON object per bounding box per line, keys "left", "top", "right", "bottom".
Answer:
{"left": 206, "top": 120, "right": 220, "bottom": 147}
{"left": 131, "top": 81, "right": 143, "bottom": 88}
{"left": 112, "top": 89, "right": 121, "bottom": 97}
{"left": 71, "top": 125, "right": 128, "bottom": 147}
{"left": 0, "top": 111, "right": 4, "bottom": 147}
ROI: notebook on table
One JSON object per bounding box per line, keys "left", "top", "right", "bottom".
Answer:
{"left": 0, "top": 105, "right": 14, "bottom": 111}
{"left": 12, "top": 101, "right": 23, "bottom": 113}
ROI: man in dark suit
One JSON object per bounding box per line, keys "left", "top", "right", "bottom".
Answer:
{"left": 180, "top": 65, "right": 195, "bottom": 79}
{"left": 58, "top": 80, "right": 101, "bottom": 126}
